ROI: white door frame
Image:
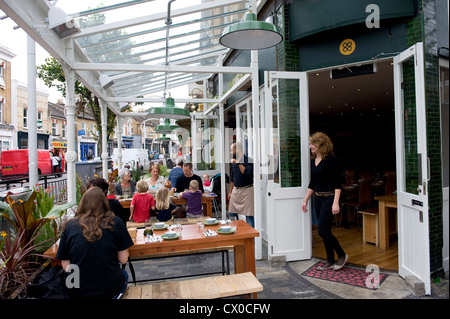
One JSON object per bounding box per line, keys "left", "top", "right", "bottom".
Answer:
{"left": 394, "top": 42, "right": 431, "bottom": 294}
{"left": 264, "top": 71, "right": 311, "bottom": 262}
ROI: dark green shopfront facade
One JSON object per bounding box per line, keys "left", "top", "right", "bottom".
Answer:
{"left": 220, "top": 0, "right": 448, "bottom": 280}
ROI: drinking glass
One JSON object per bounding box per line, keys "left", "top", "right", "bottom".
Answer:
{"left": 197, "top": 216, "right": 204, "bottom": 229}
{"left": 229, "top": 216, "right": 238, "bottom": 230}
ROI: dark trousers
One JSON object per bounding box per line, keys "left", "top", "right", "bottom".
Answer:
{"left": 314, "top": 194, "right": 346, "bottom": 264}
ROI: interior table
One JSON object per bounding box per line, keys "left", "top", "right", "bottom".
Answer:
{"left": 374, "top": 194, "right": 397, "bottom": 250}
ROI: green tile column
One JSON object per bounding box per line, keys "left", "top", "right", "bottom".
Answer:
{"left": 406, "top": 0, "right": 444, "bottom": 277}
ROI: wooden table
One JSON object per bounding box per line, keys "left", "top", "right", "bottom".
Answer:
{"left": 44, "top": 220, "right": 259, "bottom": 280}
{"left": 119, "top": 194, "right": 216, "bottom": 217}
{"left": 374, "top": 194, "right": 397, "bottom": 250}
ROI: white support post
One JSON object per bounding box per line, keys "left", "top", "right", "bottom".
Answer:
{"left": 100, "top": 100, "right": 108, "bottom": 179}
{"left": 64, "top": 72, "right": 77, "bottom": 205}
{"left": 218, "top": 57, "right": 226, "bottom": 220}
{"left": 63, "top": 38, "right": 77, "bottom": 206}
{"left": 27, "top": 35, "right": 38, "bottom": 189}
{"left": 117, "top": 116, "right": 123, "bottom": 170}
{"left": 250, "top": 0, "right": 262, "bottom": 259}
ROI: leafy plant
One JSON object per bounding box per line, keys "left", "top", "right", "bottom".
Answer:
{"left": 0, "top": 231, "right": 9, "bottom": 269}
{"left": 0, "top": 230, "right": 45, "bottom": 299}
{"left": 159, "top": 165, "right": 169, "bottom": 178}
{"left": 33, "top": 186, "right": 72, "bottom": 253}
{"left": 0, "top": 190, "right": 75, "bottom": 248}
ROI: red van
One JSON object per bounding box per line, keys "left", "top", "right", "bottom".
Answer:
{"left": 0, "top": 149, "right": 63, "bottom": 177}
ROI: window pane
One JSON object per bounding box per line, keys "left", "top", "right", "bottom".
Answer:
{"left": 401, "top": 56, "right": 419, "bottom": 195}
{"left": 278, "top": 78, "right": 301, "bottom": 188}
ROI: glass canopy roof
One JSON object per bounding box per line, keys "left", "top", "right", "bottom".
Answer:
{"left": 70, "top": 0, "right": 248, "bottom": 99}
{"left": 0, "top": 0, "right": 254, "bottom": 114}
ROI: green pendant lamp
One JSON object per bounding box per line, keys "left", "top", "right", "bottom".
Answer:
{"left": 220, "top": 11, "right": 283, "bottom": 50}
{"left": 155, "top": 118, "right": 180, "bottom": 133}
{"left": 148, "top": 95, "right": 191, "bottom": 120}
{"left": 156, "top": 134, "right": 171, "bottom": 142}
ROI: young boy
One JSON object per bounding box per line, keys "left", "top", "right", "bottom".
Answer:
{"left": 181, "top": 180, "right": 203, "bottom": 218}
{"left": 130, "top": 180, "right": 156, "bottom": 223}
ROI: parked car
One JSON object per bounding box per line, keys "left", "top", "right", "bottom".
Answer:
{"left": 0, "top": 149, "right": 64, "bottom": 177}
{"left": 111, "top": 148, "right": 150, "bottom": 172}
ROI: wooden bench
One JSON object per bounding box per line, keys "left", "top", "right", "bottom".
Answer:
{"left": 122, "top": 272, "right": 263, "bottom": 299}
{"left": 358, "top": 208, "right": 379, "bottom": 245}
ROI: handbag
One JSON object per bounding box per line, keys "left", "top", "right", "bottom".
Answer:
{"left": 27, "top": 265, "right": 70, "bottom": 299}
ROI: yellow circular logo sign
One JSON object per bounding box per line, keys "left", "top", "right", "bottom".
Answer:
{"left": 339, "top": 39, "right": 356, "bottom": 55}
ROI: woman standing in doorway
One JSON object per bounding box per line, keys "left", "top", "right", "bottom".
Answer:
{"left": 302, "top": 132, "right": 348, "bottom": 271}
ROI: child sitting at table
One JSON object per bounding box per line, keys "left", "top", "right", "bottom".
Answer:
{"left": 181, "top": 180, "right": 203, "bottom": 218}
{"left": 155, "top": 187, "right": 176, "bottom": 222}
{"left": 130, "top": 180, "right": 155, "bottom": 223}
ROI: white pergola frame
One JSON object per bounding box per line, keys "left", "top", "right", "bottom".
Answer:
{"left": 0, "top": 0, "right": 265, "bottom": 259}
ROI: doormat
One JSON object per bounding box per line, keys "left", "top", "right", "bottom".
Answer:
{"left": 302, "top": 261, "right": 389, "bottom": 290}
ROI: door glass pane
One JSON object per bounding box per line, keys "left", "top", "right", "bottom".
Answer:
{"left": 278, "top": 78, "right": 302, "bottom": 188}
{"left": 272, "top": 83, "right": 280, "bottom": 185}
{"left": 440, "top": 65, "right": 449, "bottom": 188}
{"left": 195, "top": 117, "right": 217, "bottom": 171}
{"left": 401, "top": 56, "right": 419, "bottom": 195}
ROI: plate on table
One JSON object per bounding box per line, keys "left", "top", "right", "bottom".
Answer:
{"left": 217, "top": 227, "right": 236, "bottom": 235}
{"left": 203, "top": 220, "right": 219, "bottom": 226}
{"left": 161, "top": 233, "right": 181, "bottom": 240}
{"left": 152, "top": 224, "right": 169, "bottom": 230}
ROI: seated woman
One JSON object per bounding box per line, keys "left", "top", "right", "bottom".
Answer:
{"left": 114, "top": 168, "right": 136, "bottom": 197}
{"left": 56, "top": 187, "right": 134, "bottom": 298}
{"left": 145, "top": 164, "right": 166, "bottom": 195}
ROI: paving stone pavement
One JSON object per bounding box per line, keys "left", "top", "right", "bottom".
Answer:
{"left": 124, "top": 244, "right": 448, "bottom": 300}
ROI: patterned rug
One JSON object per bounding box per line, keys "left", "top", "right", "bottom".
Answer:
{"left": 302, "top": 261, "right": 389, "bottom": 290}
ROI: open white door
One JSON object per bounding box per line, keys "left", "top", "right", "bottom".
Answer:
{"left": 264, "top": 71, "right": 311, "bottom": 262}
{"left": 394, "top": 42, "right": 431, "bottom": 294}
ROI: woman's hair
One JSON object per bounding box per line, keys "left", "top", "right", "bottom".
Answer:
{"left": 119, "top": 168, "right": 131, "bottom": 179}
{"left": 155, "top": 187, "right": 170, "bottom": 210}
{"left": 136, "top": 179, "right": 149, "bottom": 193}
{"left": 150, "top": 164, "right": 160, "bottom": 174}
{"left": 75, "top": 187, "right": 115, "bottom": 242}
{"left": 310, "top": 132, "right": 334, "bottom": 158}
{"left": 189, "top": 180, "right": 199, "bottom": 191}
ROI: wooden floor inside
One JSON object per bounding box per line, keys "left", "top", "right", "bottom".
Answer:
{"left": 312, "top": 225, "right": 399, "bottom": 271}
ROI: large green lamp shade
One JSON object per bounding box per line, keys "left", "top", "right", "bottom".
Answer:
{"left": 220, "top": 12, "right": 283, "bottom": 50}
{"left": 156, "top": 134, "right": 171, "bottom": 142}
{"left": 155, "top": 118, "right": 179, "bottom": 133}
{"left": 148, "top": 96, "right": 191, "bottom": 119}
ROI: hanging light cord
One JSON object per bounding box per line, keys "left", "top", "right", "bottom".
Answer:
{"left": 164, "top": 0, "right": 176, "bottom": 98}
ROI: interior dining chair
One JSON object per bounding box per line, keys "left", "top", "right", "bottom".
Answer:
{"left": 340, "top": 180, "right": 373, "bottom": 229}
{"left": 384, "top": 172, "right": 397, "bottom": 195}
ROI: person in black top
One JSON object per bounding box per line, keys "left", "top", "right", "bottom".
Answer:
{"left": 87, "top": 177, "right": 129, "bottom": 223}
{"left": 173, "top": 162, "right": 204, "bottom": 193}
{"left": 228, "top": 142, "right": 254, "bottom": 228}
{"left": 56, "top": 187, "right": 134, "bottom": 298}
{"left": 172, "top": 162, "right": 203, "bottom": 218}
{"left": 302, "top": 132, "right": 348, "bottom": 271}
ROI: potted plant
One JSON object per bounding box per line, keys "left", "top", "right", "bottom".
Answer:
{"left": 0, "top": 230, "right": 45, "bottom": 299}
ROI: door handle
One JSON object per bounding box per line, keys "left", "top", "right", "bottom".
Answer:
{"left": 268, "top": 192, "right": 271, "bottom": 196}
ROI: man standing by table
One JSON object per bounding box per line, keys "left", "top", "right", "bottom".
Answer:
{"left": 228, "top": 142, "right": 254, "bottom": 228}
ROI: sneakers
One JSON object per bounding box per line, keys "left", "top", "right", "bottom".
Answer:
{"left": 334, "top": 254, "right": 349, "bottom": 271}
{"left": 316, "top": 262, "right": 335, "bottom": 271}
